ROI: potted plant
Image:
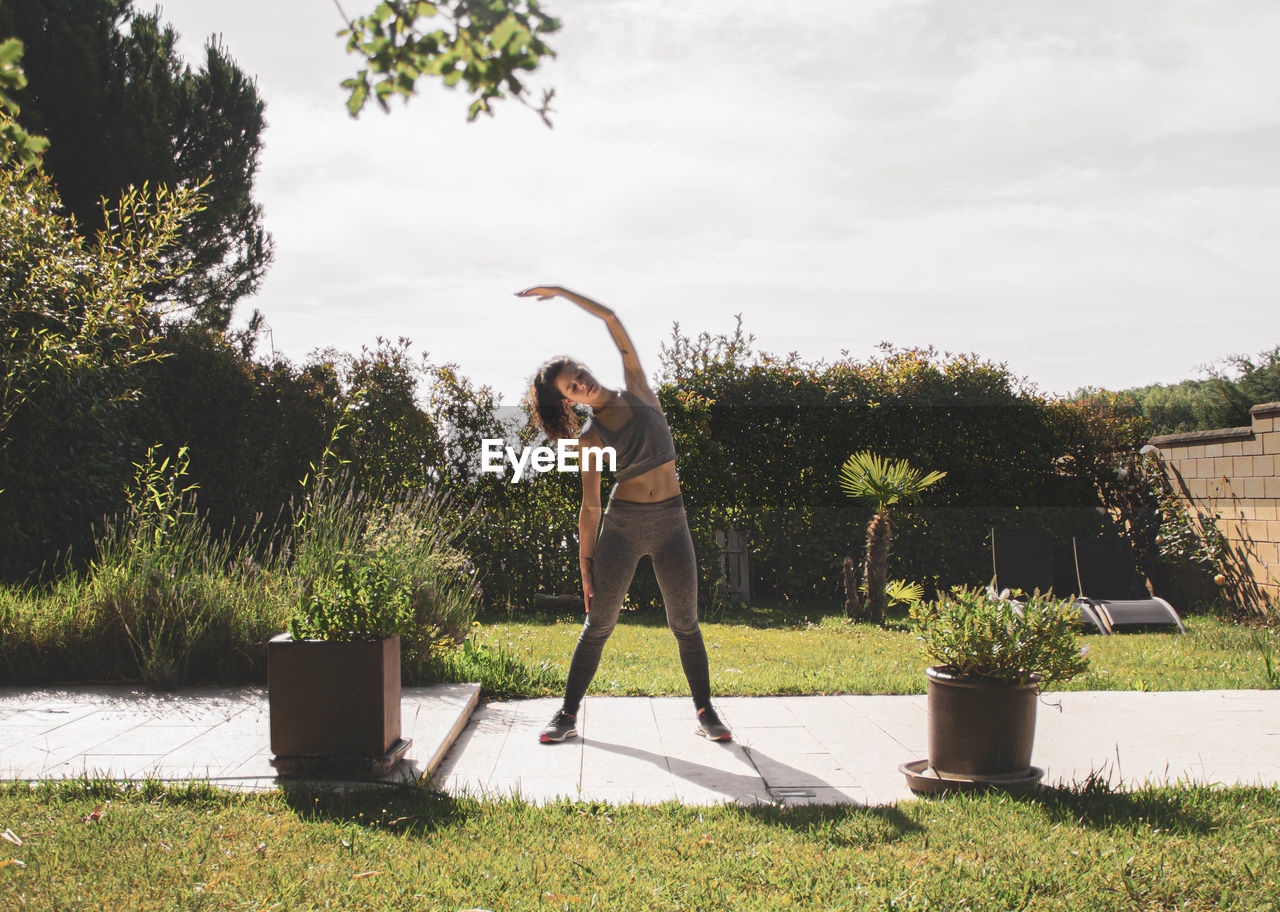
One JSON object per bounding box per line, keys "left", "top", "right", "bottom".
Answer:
{"left": 268, "top": 550, "right": 416, "bottom": 777}
{"left": 900, "top": 586, "right": 1089, "bottom": 792}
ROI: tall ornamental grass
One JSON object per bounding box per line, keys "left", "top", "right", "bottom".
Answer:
{"left": 0, "top": 448, "right": 480, "bottom": 688}
{"left": 1, "top": 447, "right": 287, "bottom": 687}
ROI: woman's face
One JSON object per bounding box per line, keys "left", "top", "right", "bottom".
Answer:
{"left": 554, "top": 362, "right": 602, "bottom": 405}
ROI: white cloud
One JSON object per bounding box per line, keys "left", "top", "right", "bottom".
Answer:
{"left": 149, "top": 0, "right": 1279, "bottom": 403}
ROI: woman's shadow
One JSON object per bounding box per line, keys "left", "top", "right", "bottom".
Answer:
{"left": 584, "top": 736, "right": 858, "bottom": 805}
{"left": 586, "top": 737, "right": 923, "bottom": 838}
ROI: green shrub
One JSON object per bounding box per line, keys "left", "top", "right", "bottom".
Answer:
{"left": 908, "top": 586, "right": 1090, "bottom": 687}
{"left": 287, "top": 473, "right": 480, "bottom": 663}
{"left": 657, "top": 323, "right": 1109, "bottom": 605}
{"left": 0, "top": 164, "right": 201, "bottom": 582}
{"left": 289, "top": 553, "right": 412, "bottom": 642}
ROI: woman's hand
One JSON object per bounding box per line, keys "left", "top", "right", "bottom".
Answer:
{"left": 579, "top": 558, "right": 594, "bottom": 613}
{"left": 516, "top": 285, "right": 564, "bottom": 301}
{"left": 517, "top": 286, "right": 614, "bottom": 320}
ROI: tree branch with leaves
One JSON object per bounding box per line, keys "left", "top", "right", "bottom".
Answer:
{"left": 0, "top": 38, "right": 47, "bottom": 169}
{"left": 336, "top": 0, "right": 560, "bottom": 124}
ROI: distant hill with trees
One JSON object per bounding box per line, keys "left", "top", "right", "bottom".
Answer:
{"left": 1074, "top": 346, "right": 1280, "bottom": 435}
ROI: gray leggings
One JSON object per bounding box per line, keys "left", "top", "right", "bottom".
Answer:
{"left": 561, "top": 493, "right": 712, "bottom": 714}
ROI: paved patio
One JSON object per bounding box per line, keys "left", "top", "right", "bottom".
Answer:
{"left": 438, "top": 690, "right": 1280, "bottom": 805}
{"left": 2, "top": 685, "right": 1278, "bottom": 806}
{"left": 0, "top": 684, "right": 480, "bottom": 787}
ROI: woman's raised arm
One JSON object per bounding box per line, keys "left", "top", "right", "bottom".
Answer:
{"left": 517, "top": 285, "right": 653, "bottom": 401}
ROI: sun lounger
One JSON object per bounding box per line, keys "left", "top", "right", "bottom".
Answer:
{"left": 991, "top": 527, "right": 1054, "bottom": 595}
{"left": 990, "top": 527, "right": 1112, "bottom": 634}
{"left": 1072, "top": 536, "right": 1186, "bottom": 633}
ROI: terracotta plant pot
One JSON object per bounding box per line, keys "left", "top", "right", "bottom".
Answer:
{"left": 268, "top": 633, "right": 402, "bottom": 764}
{"left": 925, "top": 665, "right": 1039, "bottom": 779}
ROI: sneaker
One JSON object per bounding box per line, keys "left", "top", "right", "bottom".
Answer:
{"left": 695, "top": 706, "right": 732, "bottom": 741}
{"left": 539, "top": 709, "right": 578, "bottom": 744}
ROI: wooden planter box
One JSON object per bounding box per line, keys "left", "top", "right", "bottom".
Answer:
{"left": 267, "top": 633, "right": 409, "bottom": 777}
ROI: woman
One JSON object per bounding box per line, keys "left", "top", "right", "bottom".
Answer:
{"left": 519, "top": 285, "right": 732, "bottom": 744}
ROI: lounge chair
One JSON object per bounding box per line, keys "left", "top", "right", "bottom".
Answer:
{"left": 1072, "top": 536, "right": 1186, "bottom": 633}
{"left": 990, "top": 527, "right": 1112, "bottom": 634}
{"left": 991, "top": 527, "right": 1054, "bottom": 595}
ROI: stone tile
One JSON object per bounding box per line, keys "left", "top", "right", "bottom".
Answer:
{"left": 1187, "top": 761, "right": 1280, "bottom": 787}
{"left": 776, "top": 695, "right": 867, "bottom": 724}
{"left": 85, "top": 723, "right": 216, "bottom": 756}
{"left": 840, "top": 695, "right": 927, "bottom": 740}
{"left": 0, "top": 683, "right": 480, "bottom": 790}
{"left": 863, "top": 716, "right": 927, "bottom": 756}
{"left": 440, "top": 773, "right": 487, "bottom": 796}
{"left": 155, "top": 761, "right": 233, "bottom": 782}
{"left": 713, "top": 696, "right": 798, "bottom": 727}
{"left": 582, "top": 696, "right": 660, "bottom": 736}
{"left": 0, "top": 687, "right": 111, "bottom": 710}
{"left": 749, "top": 753, "right": 848, "bottom": 788}
{"left": 0, "top": 744, "right": 72, "bottom": 777}
{"left": 671, "top": 780, "right": 773, "bottom": 806}
{"left": 400, "top": 683, "right": 480, "bottom": 777}
{"left": 664, "top": 751, "right": 763, "bottom": 799}
{"left": 157, "top": 727, "right": 270, "bottom": 778}
{"left": 221, "top": 753, "right": 278, "bottom": 781}
{"left": 580, "top": 739, "right": 671, "bottom": 791}
{"left": 822, "top": 728, "right": 922, "bottom": 772}
{"left": 0, "top": 706, "right": 100, "bottom": 732}
{"left": 652, "top": 712, "right": 714, "bottom": 745}
{"left": 1041, "top": 762, "right": 1125, "bottom": 789}
{"left": 492, "top": 697, "right": 562, "bottom": 731}
{"left": 658, "top": 725, "right": 755, "bottom": 764}
{"left": 488, "top": 728, "right": 582, "bottom": 780}
{"left": 432, "top": 711, "right": 510, "bottom": 783}
{"left": 731, "top": 725, "right": 826, "bottom": 755}
{"left": 648, "top": 697, "right": 701, "bottom": 720}
{"left": 14, "top": 713, "right": 150, "bottom": 765}
{"left": 0, "top": 725, "right": 74, "bottom": 749}
{"left": 748, "top": 749, "right": 857, "bottom": 789}
{"left": 856, "top": 770, "right": 920, "bottom": 806}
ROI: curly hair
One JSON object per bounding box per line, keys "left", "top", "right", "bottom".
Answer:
{"left": 524, "top": 355, "right": 583, "bottom": 444}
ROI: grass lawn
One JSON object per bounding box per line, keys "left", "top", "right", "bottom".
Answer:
{"left": 455, "top": 603, "right": 1280, "bottom": 699}
{"left": 2, "top": 778, "right": 1278, "bottom": 911}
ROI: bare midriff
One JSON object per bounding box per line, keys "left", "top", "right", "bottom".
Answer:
{"left": 613, "top": 459, "right": 680, "bottom": 503}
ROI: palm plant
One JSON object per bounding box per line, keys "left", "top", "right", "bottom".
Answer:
{"left": 839, "top": 451, "right": 946, "bottom": 624}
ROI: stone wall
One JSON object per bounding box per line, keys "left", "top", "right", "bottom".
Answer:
{"left": 1150, "top": 401, "right": 1280, "bottom": 613}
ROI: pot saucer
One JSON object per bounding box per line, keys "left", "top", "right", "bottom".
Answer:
{"left": 898, "top": 759, "right": 1043, "bottom": 796}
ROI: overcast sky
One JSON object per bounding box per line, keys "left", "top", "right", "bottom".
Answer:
{"left": 152, "top": 0, "right": 1279, "bottom": 405}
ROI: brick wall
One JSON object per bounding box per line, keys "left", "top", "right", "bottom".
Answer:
{"left": 1150, "top": 401, "right": 1280, "bottom": 613}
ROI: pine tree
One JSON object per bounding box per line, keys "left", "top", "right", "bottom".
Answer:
{"left": 1, "top": 0, "right": 272, "bottom": 329}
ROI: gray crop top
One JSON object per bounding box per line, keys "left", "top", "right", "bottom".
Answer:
{"left": 579, "top": 388, "right": 678, "bottom": 481}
